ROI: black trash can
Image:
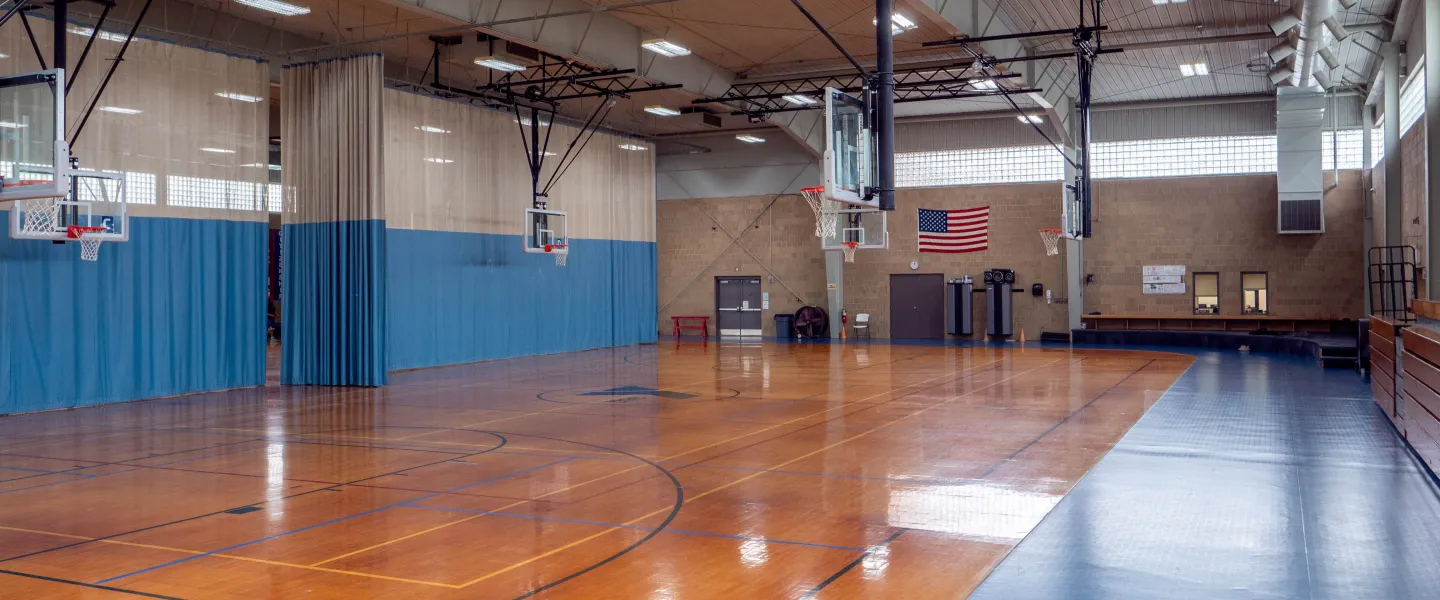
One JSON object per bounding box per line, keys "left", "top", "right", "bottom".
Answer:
{"left": 774, "top": 313, "right": 795, "bottom": 339}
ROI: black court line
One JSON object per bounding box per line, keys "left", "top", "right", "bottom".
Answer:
{"left": 0, "top": 436, "right": 267, "bottom": 485}
{"left": 0, "top": 568, "right": 186, "bottom": 599}
{"left": 799, "top": 357, "right": 1161, "bottom": 597}
{"left": 0, "top": 432, "right": 508, "bottom": 566}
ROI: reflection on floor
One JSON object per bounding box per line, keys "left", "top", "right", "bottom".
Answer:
{"left": 971, "top": 349, "right": 1440, "bottom": 600}
{"left": 0, "top": 342, "right": 1187, "bottom": 598}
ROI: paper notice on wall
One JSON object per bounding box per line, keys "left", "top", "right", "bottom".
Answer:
{"left": 762, "top": 292, "right": 770, "bottom": 310}
{"left": 1143, "top": 283, "right": 1187, "bottom": 295}
{"left": 1143, "top": 275, "right": 1183, "bottom": 284}
{"left": 1143, "top": 265, "right": 1186, "bottom": 277}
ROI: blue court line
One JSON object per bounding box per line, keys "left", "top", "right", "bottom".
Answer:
{"left": 95, "top": 457, "right": 576, "bottom": 585}
{"left": 401, "top": 504, "right": 867, "bottom": 552}
{"left": 718, "top": 388, "right": 855, "bottom": 422}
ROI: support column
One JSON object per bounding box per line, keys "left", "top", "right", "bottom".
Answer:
{"left": 1384, "top": 42, "right": 1402, "bottom": 247}
{"left": 1064, "top": 144, "right": 1084, "bottom": 332}
{"left": 825, "top": 249, "right": 844, "bottom": 339}
{"left": 1363, "top": 104, "right": 1374, "bottom": 315}
{"left": 1427, "top": 0, "right": 1440, "bottom": 299}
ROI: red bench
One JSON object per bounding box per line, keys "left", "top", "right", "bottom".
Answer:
{"left": 671, "top": 316, "right": 709, "bottom": 339}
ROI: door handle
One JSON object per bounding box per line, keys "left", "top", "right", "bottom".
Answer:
{"left": 719, "top": 308, "right": 740, "bottom": 312}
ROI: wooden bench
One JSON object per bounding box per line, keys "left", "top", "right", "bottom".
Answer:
{"left": 671, "top": 315, "right": 709, "bottom": 339}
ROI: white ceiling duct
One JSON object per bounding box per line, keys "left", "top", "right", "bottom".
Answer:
{"left": 1269, "top": 41, "right": 1298, "bottom": 61}
{"left": 1270, "top": 67, "right": 1297, "bottom": 85}
{"left": 1314, "top": 70, "right": 1334, "bottom": 90}
{"left": 1318, "top": 47, "right": 1340, "bottom": 70}
{"left": 1294, "top": 0, "right": 1339, "bottom": 87}
{"left": 1270, "top": 13, "right": 1302, "bottom": 36}
{"left": 1323, "top": 17, "right": 1352, "bottom": 41}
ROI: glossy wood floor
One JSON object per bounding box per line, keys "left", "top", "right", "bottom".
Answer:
{"left": 0, "top": 342, "right": 1191, "bottom": 599}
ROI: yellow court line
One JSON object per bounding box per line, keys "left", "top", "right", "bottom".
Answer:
{"left": 0, "top": 525, "right": 460, "bottom": 588}
{"left": 308, "top": 357, "right": 1014, "bottom": 567}
{"left": 453, "top": 355, "right": 1078, "bottom": 588}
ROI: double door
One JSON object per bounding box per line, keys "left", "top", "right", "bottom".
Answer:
{"left": 716, "top": 277, "right": 763, "bottom": 336}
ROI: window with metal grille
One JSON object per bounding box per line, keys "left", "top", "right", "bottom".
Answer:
{"left": 1092, "top": 135, "right": 1277, "bottom": 178}
{"left": 1371, "top": 126, "right": 1384, "bottom": 167}
{"left": 895, "top": 145, "right": 1063, "bottom": 187}
{"left": 1401, "top": 57, "right": 1425, "bottom": 135}
{"left": 168, "top": 175, "right": 267, "bottom": 211}
{"left": 1321, "top": 129, "right": 1365, "bottom": 171}
{"left": 266, "top": 183, "right": 282, "bottom": 213}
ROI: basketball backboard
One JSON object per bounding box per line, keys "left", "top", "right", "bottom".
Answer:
{"left": 523, "top": 208, "right": 568, "bottom": 254}
{"left": 0, "top": 70, "right": 68, "bottom": 202}
{"left": 820, "top": 209, "right": 888, "bottom": 250}
{"left": 823, "top": 87, "right": 876, "bottom": 208}
{"left": 9, "top": 171, "right": 129, "bottom": 243}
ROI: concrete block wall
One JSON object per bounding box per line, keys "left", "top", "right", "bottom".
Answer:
{"left": 1085, "top": 172, "right": 1366, "bottom": 317}
{"left": 658, "top": 172, "right": 1369, "bottom": 338}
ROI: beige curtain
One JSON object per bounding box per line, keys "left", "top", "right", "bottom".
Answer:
{"left": 282, "top": 54, "right": 383, "bottom": 225}
{"left": 383, "top": 88, "right": 655, "bottom": 242}
{"left": 0, "top": 18, "right": 269, "bottom": 221}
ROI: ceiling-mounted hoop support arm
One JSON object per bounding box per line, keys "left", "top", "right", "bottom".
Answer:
{"left": 1070, "top": 0, "right": 1104, "bottom": 239}
{"left": 70, "top": 0, "right": 155, "bottom": 147}
{"left": 789, "top": 0, "right": 869, "bottom": 78}
{"left": 0, "top": 0, "right": 30, "bottom": 34}
{"left": 67, "top": 0, "right": 115, "bottom": 92}
{"left": 540, "top": 96, "right": 615, "bottom": 199}
{"left": 18, "top": 9, "right": 46, "bottom": 69}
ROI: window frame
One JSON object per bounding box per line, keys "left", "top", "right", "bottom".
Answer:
{"left": 1241, "top": 271, "right": 1269, "bottom": 316}
{"left": 1193, "top": 272, "right": 1220, "bottom": 315}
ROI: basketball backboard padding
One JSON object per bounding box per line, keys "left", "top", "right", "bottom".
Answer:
{"left": 523, "top": 208, "right": 568, "bottom": 254}
{"left": 0, "top": 69, "right": 68, "bottom": 203}
{"left": 821, "top": 209, "right": 888, "bottom": 250}
{"left": 823, "top": 87, "right": 877, "bottom": 208}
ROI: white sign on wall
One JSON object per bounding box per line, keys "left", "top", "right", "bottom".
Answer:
{"left": 1143, "top": 283, "right": 1187, "bottom": 295}
{"left": 1143, "top": 275, "right": 1183, "bottom": 284}
{"left": 1143, "top": 265, "right": 1186, "bottom": 277}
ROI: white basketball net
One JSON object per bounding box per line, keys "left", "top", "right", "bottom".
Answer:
{"left": 547, "top": 244, "right": 568, "bottom": 267}
{"left": 78, "top": 233, "right": 103, "bottom": 262}
{"left": 1040, "top": 229, "right": 1063, "bottom": 256}
{"left": 841, "top": 241, "right": 859, "bottom": 263}
{"left": 802, "top": 188, "right": 842, "bottom": 239}
{"left": 20, "top": 197, "right": 60, "bottom": 236}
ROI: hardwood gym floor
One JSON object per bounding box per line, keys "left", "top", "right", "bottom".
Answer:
{"left": 0, "top": 342, "right": 1190, "bottom": 599}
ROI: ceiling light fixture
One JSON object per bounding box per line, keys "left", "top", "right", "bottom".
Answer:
{"left": 0, "top": 53, "right": 9, "bottom": 59}
{"left": 515, "top": 117, "right": 550, "bottom": 127}
{"left": 234, "top": 0, "right": 311, "bottom": 16}
{"left": 69, "top": 27, "right": 130, "bottom": 43}
{"left": 216, "top": 91, "right": 263, "bottom": 102}
{"left": 644, "top": 105, "right": 682, "bottom": 116}
{"left": 99, "top": 106, "right": 142, "bottom": 114}
{"left": 415, "top": 125, "right": 450, "bottom": 133}
{"left": 782, "top": 94, "right": 818, "bottom": 105}
{"left": 874, "top": 14, "right": 918, "bottom": 35}
{"left": 424, "top": 158, "right": 454, "bottom": 164}
{"left": 735, "top": 134, "right": 766, "bottom": 143}
{"left": 0, "top": 121, "right": 27, "bottom": 129}
{"left": 474, "top": 56, "right": 527, "bottom": 72}
{"left": 1179, "top": 62, "right": 1209, "bottom": 76}
{"left": 641, "top": 39, "right": 690, "bottom": 57}
{"left": 1018, "top": 115, "right": 1043, "bottom": 124}
{"left": 971, "top": 79, "right": 999, "bottom": 90}
{"left": 201, "top": 147, "right": 235, "bottom": 154}
{"left": 1151, "top": 0, "right": 1187, "bottom": 4}
{"left": 619, "top": 143, "right": 648, "bottom": 151}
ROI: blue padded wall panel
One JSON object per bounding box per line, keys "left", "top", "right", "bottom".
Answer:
{"left": 281, "top": 220, "right": 388, "bottom": 387}
{"left": 386, "top": 230, "right": 657, "bottom": 371}
{"left": 0, "top": 213, "right": 267, "bottom": 415}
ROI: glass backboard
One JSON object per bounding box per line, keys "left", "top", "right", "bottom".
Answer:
{"left": 0, "top": 70, "right": 68, "bottom": 202}
{"left": 823, "top": 87, "right": 876, "bottom": 208}
{"left": 820, "top": 209, "right": 888, "bottom": 250}
{"left": 523, "top": 208, "right": 568, "bottom": 254}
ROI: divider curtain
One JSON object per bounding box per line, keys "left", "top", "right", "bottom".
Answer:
{"left": 280, "top": 54, "right": 386, "bottom": 386}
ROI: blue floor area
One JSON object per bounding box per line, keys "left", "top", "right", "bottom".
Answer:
{"left": 970, "top": 349, "right": 1440, "bottom": 600}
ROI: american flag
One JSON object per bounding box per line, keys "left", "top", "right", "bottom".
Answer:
{"left": 918, "top": 207, "right": 989, "bottom": 253}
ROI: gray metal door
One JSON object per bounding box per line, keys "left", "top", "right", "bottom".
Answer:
{"left": 890, "top": 274, "right": 945, "bottom": 339}
{"left": 717, "top": 277, "right": 763, "bottom": 336}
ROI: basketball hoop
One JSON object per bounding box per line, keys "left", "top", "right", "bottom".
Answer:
{"left": 19, "top": 196, "right": 60, "bottom": 236}
{"left": 67, "top": 225, "right": 107, "bottom": 262}
{"left": 1039, "top": 229, "right": 1064, "bottom": 256}
{"left": 841, "top": 241, "right": 860, "bottom": 263}
{"left": 801, "top": 186, "right": 842, "bottom": 239}
{"left": 545, "top": 243, "right": 568, "bottom": 267}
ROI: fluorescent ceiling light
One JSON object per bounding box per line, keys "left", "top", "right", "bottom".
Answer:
{"left": 424, "top": 158, "right": 454, "bottom": 164}
{"left": 241, "top": 163, "right": 266, "bottom": 168}
{"left": 641, "top": 39, "right": 690, "bottom": 57}
{"left": 69, "top": 27, "right": 130, "bottom": 43}
{"left": 874, "top": 14, "right": 917, "bottom": 35}
{"left": 0, "top": 121, "right": 27, "bottom": 129}
{"left": 515, "top": 117, "right": 550, "bottom": 127}
{"left": 474, "top": 56, "right": 527, "bottom": 72}
{"left": 735, "top": 134, "right": 766, "bottom": 143}
{"left": 1152, "top": 0, "right": 1186, "bottom": 4}
{"left": 235, "top": 0, "right": 311, "bottom": 16}
{"left": 216, "top": 91, "right": 263, "bottom": 102}
{"left": 0, "top": 53, "right": 9, "bottom": 59}
{"left": 1179, "top": 62, "right": 1208, "bottom": 76}
{"left": 971, "top": 79, "right": 999, "bottom": 90}
{"left": 99, "top": 106, "right": 142, "bottom": 114}
{"left": 1017, "top": 115, "right": 1043, "bottom": 124}
{"left": 415, "top": 125, "right": 450, "bottom": 134}
{"left": 618, "top": 144, "right": 647, "bottom": 151}
{"left": 270, "top": 164, "right": 281, "bottom": 171}
{"left": 782, "top": 94, "right": 817, "bottom": 105}
{"left": 644, "top": 105, "right": 682, "bottom": 116}
{"left": 544, "top": 151, "right": 558, "bottom": 156}
{"left": 201, "top": 147, "right": 235, "bottom": 154}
